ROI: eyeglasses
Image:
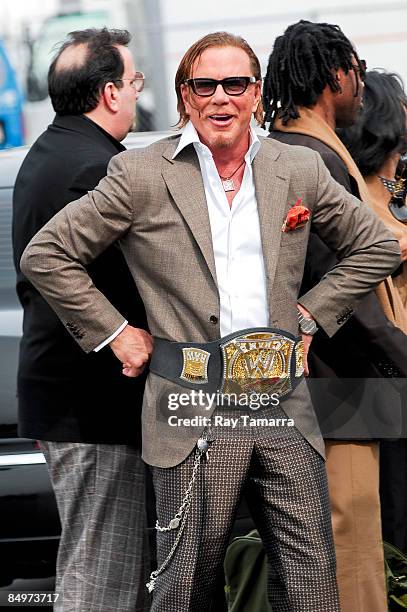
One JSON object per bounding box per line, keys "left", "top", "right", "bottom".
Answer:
{"left": 184, "top": 76, "right": 257, "bottom": 97}
{"left": 117, "top": 71, "right": 145, "bottom": 92}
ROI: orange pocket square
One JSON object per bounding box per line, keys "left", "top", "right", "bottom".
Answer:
{"left": 282, "top": 198, "right": 310, "bottom": 232}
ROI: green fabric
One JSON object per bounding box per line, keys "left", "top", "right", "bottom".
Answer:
{"left": 225, "top": 533, "right": 407, "bottom": 611}
{"left": 385, "top": 541, "right": 407, "bottom": 609}
{"left": 224, "top": 530, "right": 272, "bottom": 612}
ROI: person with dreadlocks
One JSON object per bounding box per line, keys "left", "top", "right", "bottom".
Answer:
{"left": 264, "top": 19, "right": 407, "bottom": 612}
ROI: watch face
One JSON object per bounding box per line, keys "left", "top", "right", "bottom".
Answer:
{"left": 303, "top": 321, "right": 315, "bottom": 333}
{"left": 299, "top": 317, "right": 317, "bottom": 335}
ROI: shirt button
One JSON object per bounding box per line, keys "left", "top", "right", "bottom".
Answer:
{"left": 209, "top": 315, "right": 218, "bottom": 324}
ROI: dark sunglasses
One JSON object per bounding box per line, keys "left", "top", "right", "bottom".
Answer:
{"left": 184, "top": 76, "right": 257, "bottom": 97}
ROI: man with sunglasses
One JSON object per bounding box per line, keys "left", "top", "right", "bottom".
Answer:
{"left": 20, "top": 31, "right": 401, "bottom": 611}
{"left": 264, "top": 20, "right": 407, "bottom": 611}
{"left": 12, "top": 28, "right": 151, "bottom": 611}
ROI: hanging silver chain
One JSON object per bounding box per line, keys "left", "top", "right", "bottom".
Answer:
{"left": 146, "top": 437, "right": 211, "bottom": 593}
{"left": 155, "top": 446, "right": 204, "bottom": 533}
{"left": 146, "top": 508, "right": 189, "bottom": 593}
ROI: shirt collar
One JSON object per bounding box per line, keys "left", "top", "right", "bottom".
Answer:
{"left": 172, "top": 121, "right": 261, "bottom": 163}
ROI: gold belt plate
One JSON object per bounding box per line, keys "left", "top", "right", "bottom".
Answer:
{"left": 220, "top": 331, "right": 299, "bottom": 397}
{"left": 180, "top": 347, "right": 211, "bottom": 384}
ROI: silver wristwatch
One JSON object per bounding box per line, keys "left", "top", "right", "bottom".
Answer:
{"left": 297, "top": 310, "right": 318, "bottom": 335}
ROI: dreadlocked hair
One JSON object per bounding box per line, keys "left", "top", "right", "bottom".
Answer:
{"left": 262, "top": 20, "right": 363, "bottom": 128}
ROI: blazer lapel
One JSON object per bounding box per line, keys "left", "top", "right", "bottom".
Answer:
{"left": 161, "top": 142, "right": 218, "bottom": 286}
{"left": 253, "top": 142, "right": 289, "bottom": 293}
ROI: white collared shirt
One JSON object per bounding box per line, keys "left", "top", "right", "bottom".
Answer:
{"left": 96, "top": 121, "right": 269, "bottom": 351}
{"left": 173, "top": 122, "right": 269, "bottom": 336}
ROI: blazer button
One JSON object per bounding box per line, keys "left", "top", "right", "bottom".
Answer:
{"left": 209, "top": 315, "right": 218, "bottom": 324}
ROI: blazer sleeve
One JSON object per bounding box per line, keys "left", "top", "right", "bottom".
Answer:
{"left": 298, "top": 152, "right": 401, "bottom": 337}
{"left": 20, "top": 153, "right": 134, "bottom": 352}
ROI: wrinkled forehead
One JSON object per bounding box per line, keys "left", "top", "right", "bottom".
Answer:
{"left": 190, "top": 45, "right": 253, "bottom": 79}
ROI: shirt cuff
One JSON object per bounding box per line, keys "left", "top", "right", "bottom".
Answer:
{"left": 93, "top": 320, "right": 128, "bottom": 352}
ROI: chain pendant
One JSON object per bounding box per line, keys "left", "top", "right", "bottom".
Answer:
{"left": 169, "top": 517, "right": 181, "bottom": 530}
{"left": 222, "top": 178, "right": 235, "bottom": 192}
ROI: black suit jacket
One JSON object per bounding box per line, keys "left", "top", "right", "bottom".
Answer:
{"left": 270, "top": 130, "right": 407, "bottom": 438}
{"left": 12, "top": 114, "right": 148, "bottom": 444}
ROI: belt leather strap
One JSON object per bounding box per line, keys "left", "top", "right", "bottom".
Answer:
{"left": 150, "top": 327, "right": 304, "bottom": 398}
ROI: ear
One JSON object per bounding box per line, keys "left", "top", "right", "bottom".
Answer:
{"left": 334, "top": 70, "right": 343, "bottom": 94}
{"left": 101, "top": 82, "right": 120, "bottom": 113}
{"left": 180, "top": 83, "right": 192, "bottom": 116}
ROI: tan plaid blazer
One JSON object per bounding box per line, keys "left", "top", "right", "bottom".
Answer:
{"left": 21, "top": 135, "right": 400, "bottom": 467}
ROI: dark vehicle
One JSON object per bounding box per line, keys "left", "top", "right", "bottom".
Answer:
{"left": 0, "top": 145, "right": 58, "bottom": 588}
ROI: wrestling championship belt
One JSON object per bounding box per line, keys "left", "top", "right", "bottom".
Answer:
{"left": 150, "top": 327, "right": 304, "bottom": 399}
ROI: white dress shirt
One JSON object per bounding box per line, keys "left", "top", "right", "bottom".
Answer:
{"left": 173, "top": 121, "right": 269, "bottom": 336}
{"left": 96, "top": 121, "right": 269, "bottom": 350}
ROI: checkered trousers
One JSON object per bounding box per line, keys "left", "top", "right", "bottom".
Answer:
{"left": 40, "top": 442, "right": 150, "bottom": 612}
{"left": 151, "top": 406, "right": 340, "bottom": 612}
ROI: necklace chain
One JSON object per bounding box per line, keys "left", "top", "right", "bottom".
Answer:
{"left": 218, "top": 159, "right": 246, "bottom": 192}
{"left": 378, "top": 175, "right": 398, "bottom": 194}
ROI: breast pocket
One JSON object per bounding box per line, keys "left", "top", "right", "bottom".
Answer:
{"left": 279, "top": 226, "right": 308, "bottom": 250}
